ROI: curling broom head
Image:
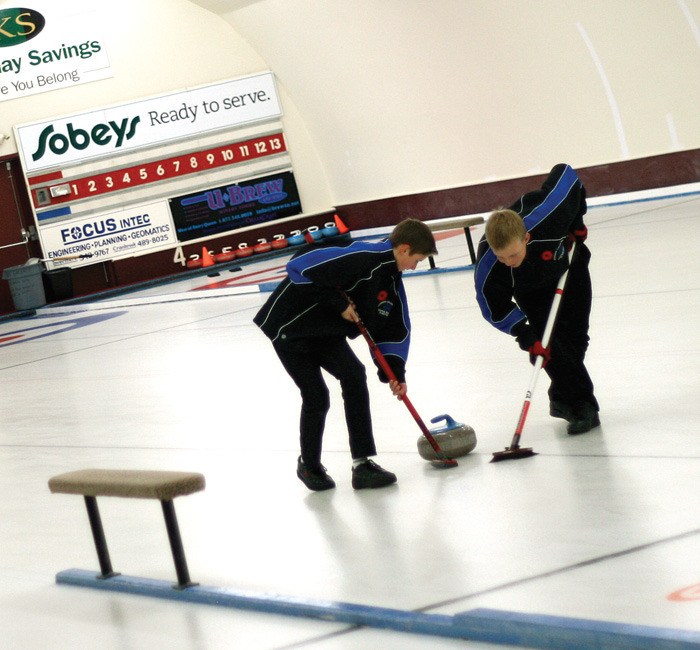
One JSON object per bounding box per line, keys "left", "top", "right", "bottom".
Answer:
{"left": 490, "top": 446, "right": 537, "bottom": 463}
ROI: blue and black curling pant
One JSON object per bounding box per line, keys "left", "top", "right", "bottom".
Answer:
{"left": 273, "top": 335, "right": 377, "bottom": 469}
{"left": 517, "top": 248, "right": 599, "bottom": 412}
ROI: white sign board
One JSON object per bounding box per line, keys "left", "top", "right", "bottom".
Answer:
{"left": 15, "top": 72, "right": 282, "bottom": 172}
{"left": 39, "top": 200, "right": 176, "bottom": 267}
{"left": 0, "top": 7, "right": 112, "bottom": 103}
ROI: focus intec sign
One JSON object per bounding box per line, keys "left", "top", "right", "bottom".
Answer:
{"left": 38, "top": 201, "right": 177, "bottom": 265}
{"left": 15, "top": 72, "right": 282, "bottom": 172}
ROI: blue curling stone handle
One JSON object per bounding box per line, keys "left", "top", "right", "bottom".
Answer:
{"left": 429, "top": 413, "right": 463, "bottom": 434}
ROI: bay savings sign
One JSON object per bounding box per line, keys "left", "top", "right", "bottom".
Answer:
{"left": 15, "top": 71, "right": 282, "bottom": 173}
{"left": 0, "top": 6, "right": 112, "bottom": 102}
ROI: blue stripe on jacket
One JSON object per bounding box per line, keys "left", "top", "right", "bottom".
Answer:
{"left": 474, "top": 165, "right": 580, "bottom": 334}
{"left": 474, "top": 250, "right": 525, "bottom": 334}
{"left": 519, "top": 164, "right": 580, "bottom": 231}
{"left": 285, "top": 239, "right": 411, "bottom": 366}
{"left": 376, "top": 279, "right": 411, "bottom": 364}
{"left": 287, "top": 241, "right": 392, "bottom": 285}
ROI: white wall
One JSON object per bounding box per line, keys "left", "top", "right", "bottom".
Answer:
{"left": 1, "top": 0, "right": 699, "bottom": 218}
{"left": 219, "top": 0, "right": 700, "bottom": 205}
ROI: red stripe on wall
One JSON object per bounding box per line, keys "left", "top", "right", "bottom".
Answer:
{"left": 336, "top": 148, "right": 700, "bottom": 231}
{"left": 28, "top": 170, "right": 64, "bottom": 186}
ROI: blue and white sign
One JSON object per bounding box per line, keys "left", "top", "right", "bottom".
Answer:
{"left": 38, "top": 200, "right": 177, "bottom": 268}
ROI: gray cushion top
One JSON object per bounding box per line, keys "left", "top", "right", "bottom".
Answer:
{"left": 49, "top": 469, "right": 205, "bottom": 500}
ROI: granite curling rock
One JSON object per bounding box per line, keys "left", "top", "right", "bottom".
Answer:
{"left": 417, "top": 413, "right": 477, "bottom": 460}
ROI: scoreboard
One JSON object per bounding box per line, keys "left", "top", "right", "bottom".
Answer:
{"left": 30, "top": 133, "right": 286, "bottom": 208}
{"left": 14, "top": 72, "right": 300, "bottom": 269}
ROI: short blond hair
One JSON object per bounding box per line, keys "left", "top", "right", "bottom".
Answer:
{"left": 485, "top": 209, "right": 527, "bottom": 250}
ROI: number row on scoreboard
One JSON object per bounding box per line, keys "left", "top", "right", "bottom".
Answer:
{"left": 33, "top": 133, "right": 286, "bottom": 209}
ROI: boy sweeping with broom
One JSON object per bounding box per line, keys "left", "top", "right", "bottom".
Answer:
{"left": 254, "top": 219, "right": 437, "bottom": 491}
{"left": 474, "top": 163, "right": 600, "bottom": 434}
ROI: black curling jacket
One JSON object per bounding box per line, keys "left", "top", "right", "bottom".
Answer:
{"left": 474, "top": 163, "right": 589, "bottom": 335}
{"left": 254, "top": 239, "right": 411, "bottom": 382}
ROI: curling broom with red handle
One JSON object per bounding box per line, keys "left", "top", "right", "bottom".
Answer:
{"left": 343, "top": 295, "right": 458, "bottom": 469}
{"left": 491, "top": 242, "right": 577, "bottom": 462}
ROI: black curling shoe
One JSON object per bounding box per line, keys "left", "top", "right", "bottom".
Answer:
{"left": 297, "top": 457, "right": 336, "bottom": 491}
{"left": 550, "top": 400, "right": 575, "bottom": 422}
{"left": 352, "top": 459, "right": 397, "bottom": 490}
{"left": 567, "top": 403, "right": 601, "bottom": 435}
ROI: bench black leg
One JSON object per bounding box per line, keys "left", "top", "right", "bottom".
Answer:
{"left": 161, "top": 499, "right": 197, "bottom": 589}
{"left": 84, "top": 496, "right": 119, "bottom": 579}
{"left": 463, "top": 226, "right": 477, "bottom": 264}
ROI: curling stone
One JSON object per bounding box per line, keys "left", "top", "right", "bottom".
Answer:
{"left": 215, "top": 250, "right": 236, "bottom": 263}
{"left": 236, "top": 243, "right": 253, "bottom": 258}
{"left": 271, "top": 234, "right": 288, "bottom": 249}
{"left": 417, "top": 414, "right": 476, "bottom": 460}
{"left": 321, "top": 221, "right": 340, "bottom": 237}
{"left": 288, "top": 231, "right": 305, "bottom": 246}
{"left": 307, "top": 225, "right": 323, "bottom": 241}
{"left": 303, "top": 226, "right": 323, "bottom": 244}
{"left": 253, "top": 239, "right": 272, "bottom": 254}
{"left": 186, "top": 256, "right": 203, "bottom": 269}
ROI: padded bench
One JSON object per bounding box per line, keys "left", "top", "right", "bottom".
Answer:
{"left": 425, "top": 215, "right": 485, "bottom": 268}
{"left": 49, "top": 469, "right": 205, "bottom": 589}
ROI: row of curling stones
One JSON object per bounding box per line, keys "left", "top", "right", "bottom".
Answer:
{"left": 186, "top": 237, "right": 289, "bottom": 269}
{"left": 185, "top": 217, "right": 349, "bottom": 269}
{"left": 417, "top": 414, "right": 477, "bottom": 460}
{"left": 288, "top": 221, "right": 341, "bottom": 245}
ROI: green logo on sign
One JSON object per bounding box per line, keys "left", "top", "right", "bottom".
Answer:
{"left": 30, "top": 116, "right": 142, "bottom": 162}
{"left": 0, "top": 8, "right": 45, "bottom": 47}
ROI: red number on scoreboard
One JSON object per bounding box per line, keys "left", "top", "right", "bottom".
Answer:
{"left": 34, "top": 133, "right": 287, "bottom": 208}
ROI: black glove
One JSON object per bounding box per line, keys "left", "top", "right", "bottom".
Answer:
{"left": 513, "top": 322, "right": 537, "bottom": 351}
{"left": 374, "top": 357, "right": 405, "bottom": 384}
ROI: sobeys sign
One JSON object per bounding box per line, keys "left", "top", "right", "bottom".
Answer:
{"left": 16, "top": 72, "right": 282, "bottom": 172}
{"left": 0, "top": 6, "right": 112, "bottom": 102}
{"left": 29, "top": 116, "right": 141, "bottom": 163}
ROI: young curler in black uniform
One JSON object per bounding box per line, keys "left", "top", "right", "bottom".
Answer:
{"left": 255, "top": 224, "right": 433, "bottom": 490}
{"left": 474, "top": 163, "right": 600, "bottom": 434}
